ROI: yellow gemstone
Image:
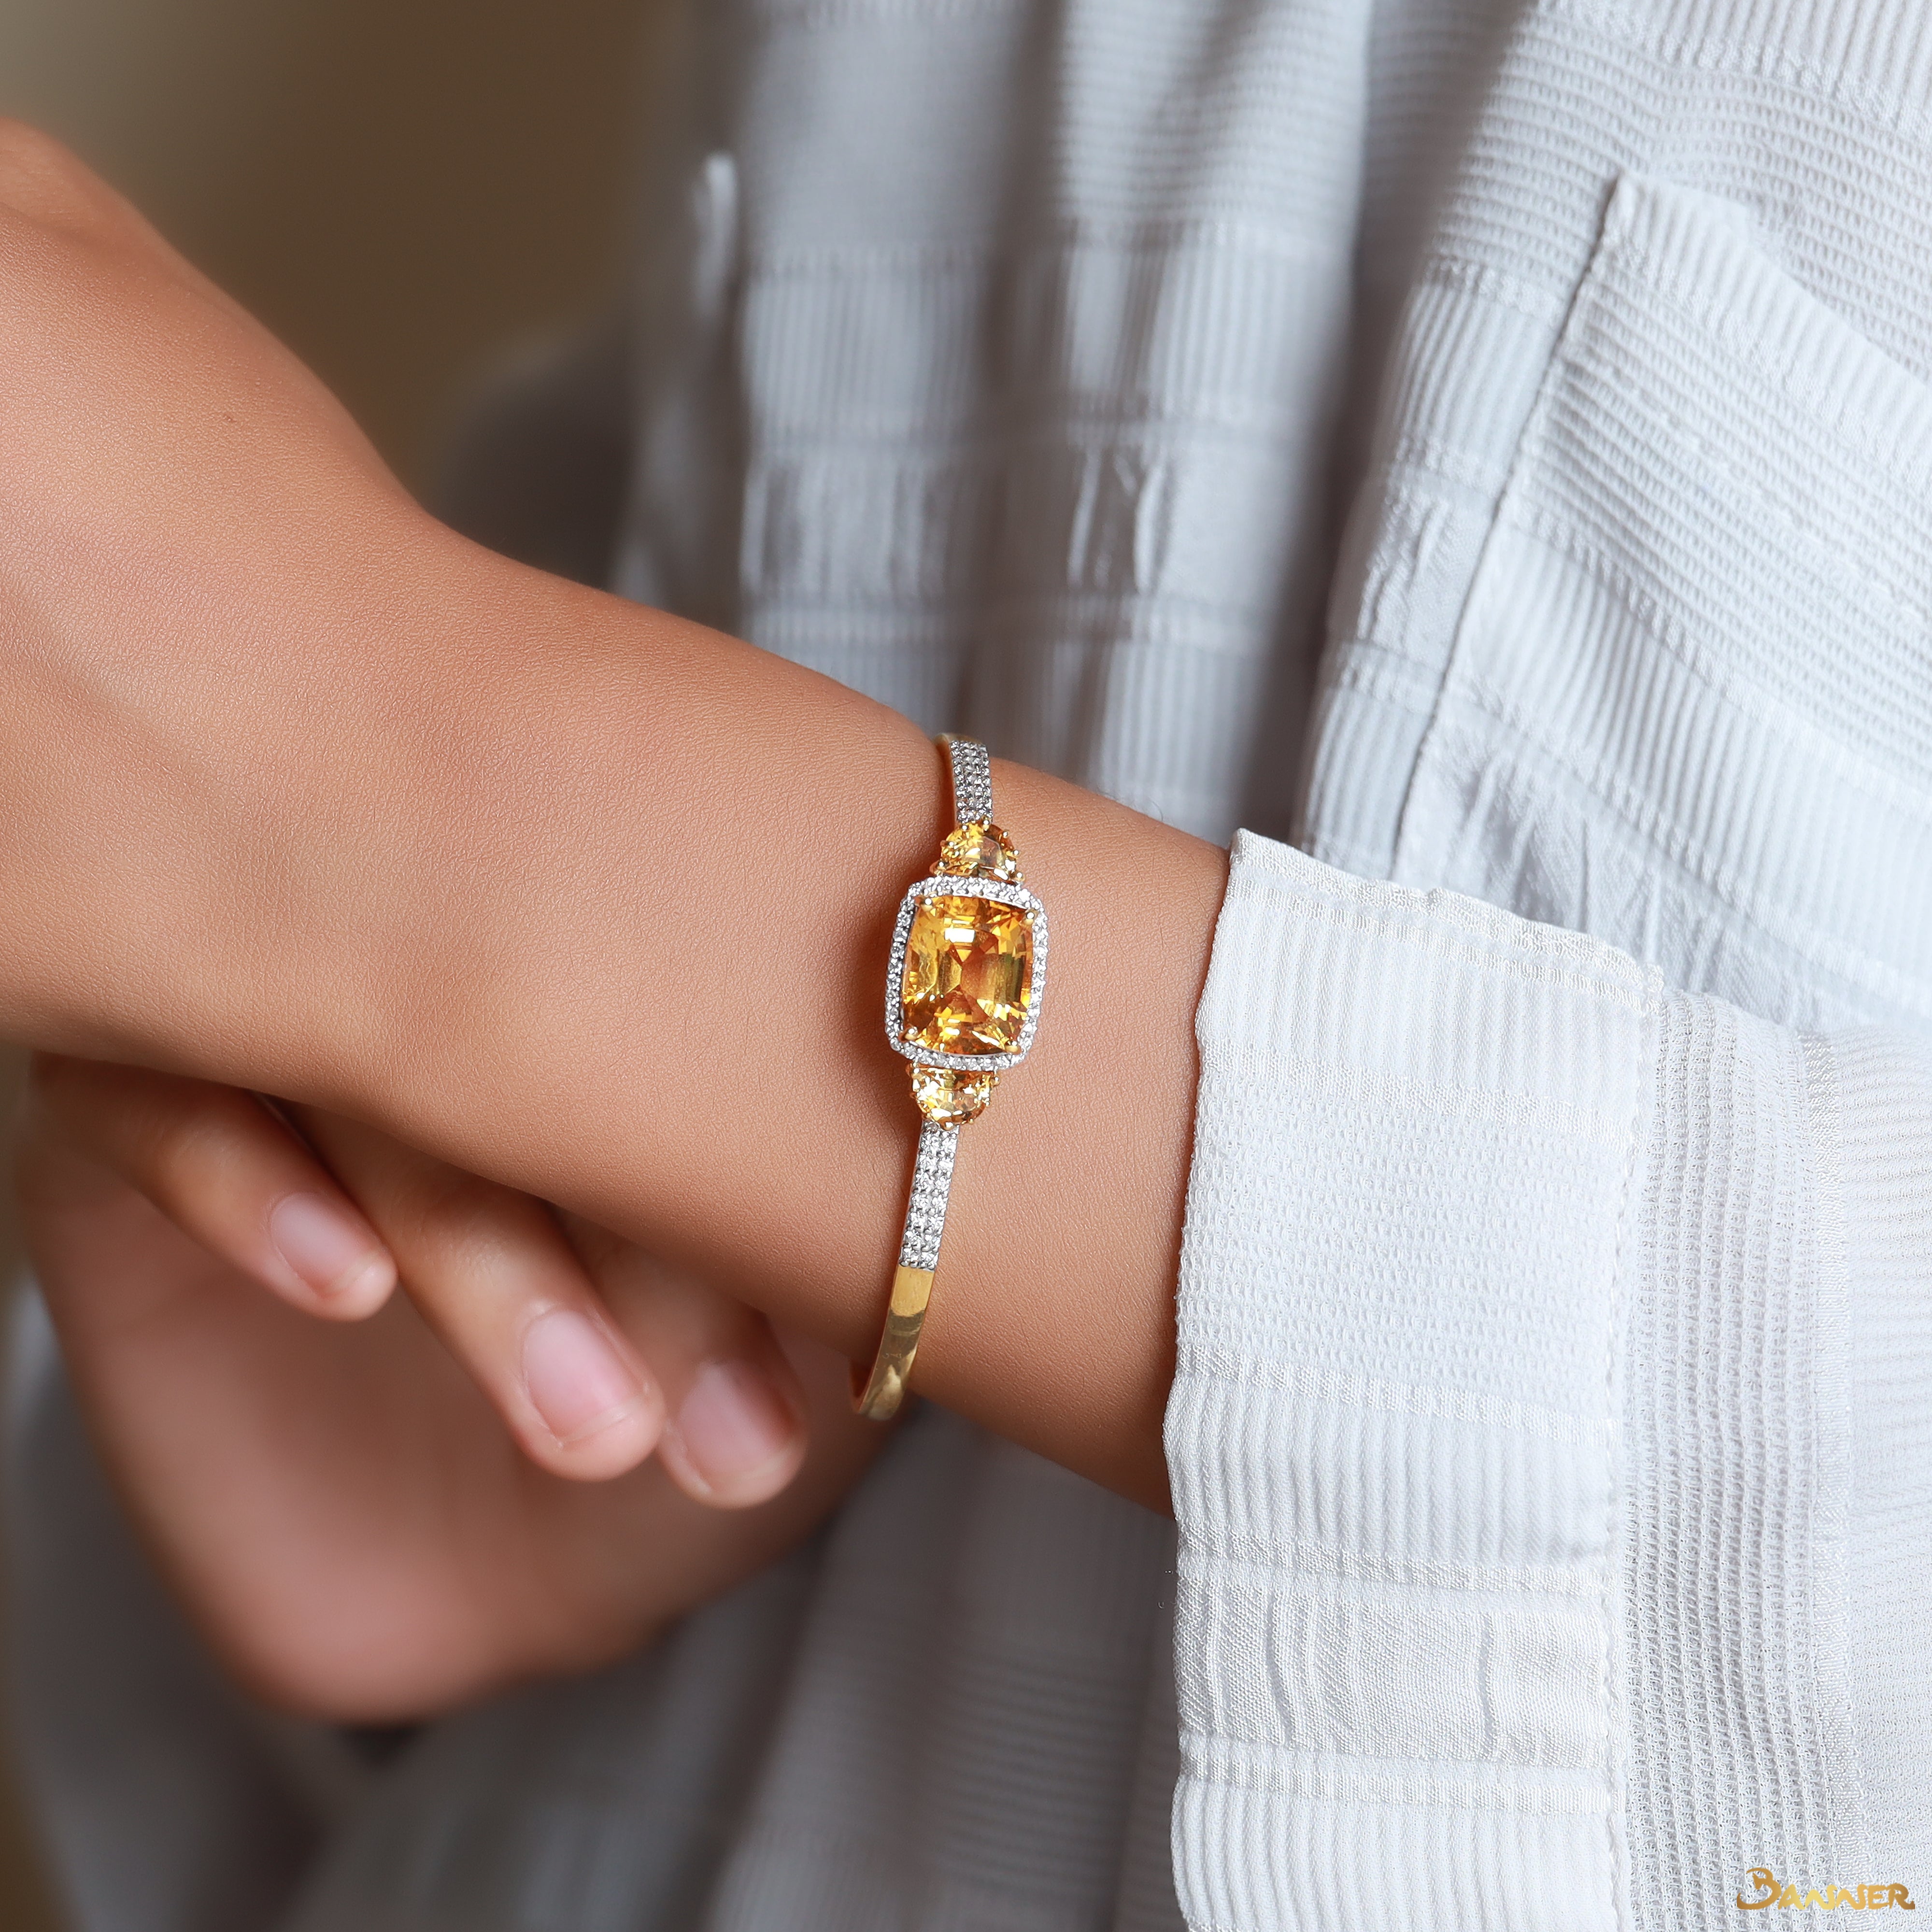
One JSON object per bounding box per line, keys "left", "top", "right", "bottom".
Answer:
{"left": 936, "top": 821, "right": 1021, "bottom": 882}
{"left": 909, "top": 1063, "right": 997, "bottom": 1124}
{"left": 901, "top": 894, "right": 1034, "bottom": 1054}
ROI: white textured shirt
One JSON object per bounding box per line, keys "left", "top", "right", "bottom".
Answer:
{"left": 9, "top": 3, "right": 1931, "bottom": 1928}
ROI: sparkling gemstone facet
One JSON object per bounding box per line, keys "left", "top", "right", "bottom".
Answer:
{"left": 901, "top": 894, "right": 1034, "bottom": 1054}
{"left": 936, "top": 821, "right": 1021, "bottom": 882}
{"left": 909, "top": 1063, "right": 997, "bottom": 1123}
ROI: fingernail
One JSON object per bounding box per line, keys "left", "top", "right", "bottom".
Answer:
{"left": 269, "top": 1193, "right": 391, "bottom": 1299}
{"left": 670, "top": 1360, "right": 798, "bottom": 1491}
{"left": 522, "top": 1308, "right": 645, "bottom": 1445}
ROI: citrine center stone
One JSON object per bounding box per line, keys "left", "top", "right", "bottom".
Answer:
{"left": 901, "top": 894, "right": 1034, "bottom": 1055}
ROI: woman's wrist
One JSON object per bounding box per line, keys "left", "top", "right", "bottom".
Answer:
{"left": 0, "top": 129, "right": 1222, "bottom": 1506}
{"left": 2, "top": 475, "right": 1223, "bottom": 1506}
{"left": 326, "top": 534, "right": 1227, "bottom": 1506}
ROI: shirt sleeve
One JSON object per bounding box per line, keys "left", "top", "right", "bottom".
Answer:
{"left": 1165, "top": 829, "right": 1932, "bottom": 1932}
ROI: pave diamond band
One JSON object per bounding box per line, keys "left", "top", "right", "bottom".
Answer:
{"left": 853, "top": 736, "right": 1047, "bottom": 1421}
{"left": 942, "top": 734, "right": 994, "bottom": 827}
{"left": 897, "top": 1123, "right": 958, "bottom": 1273}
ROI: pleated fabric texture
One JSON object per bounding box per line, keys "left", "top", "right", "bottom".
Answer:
{"left": 613, "top": 0, "right": 1372, "bottom": 844}
{"left": 10, "top": 2, "right": 1932, "bottom": 1930}
{"left": 1309, "top": 22, "right": 1932, "bottom": 1037}
{"left": 1174, "top": 838, "right": 1932, "bottom": 1929}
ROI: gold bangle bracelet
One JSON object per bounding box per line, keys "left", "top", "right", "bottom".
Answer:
{"left": 852, "top": 736, "right": 1050, "bottom": 1420}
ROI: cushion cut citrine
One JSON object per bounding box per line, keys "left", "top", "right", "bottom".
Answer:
{"left": 900, "top": 894, "right": 1034, "bottom": 1054}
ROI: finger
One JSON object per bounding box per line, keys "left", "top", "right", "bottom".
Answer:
{"left": 561, "top": 1219, "right": 811, "bottom": 1509}
{"left": 24, "top": 1054, "right": 399, "bottom": 1320}
{"left": 290, "top": 1108, "right": 670, "bottom": 1483}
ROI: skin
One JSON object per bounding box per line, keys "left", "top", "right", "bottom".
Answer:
{"left": 0, "top": 127, "right": 1227, "bottom": 1714}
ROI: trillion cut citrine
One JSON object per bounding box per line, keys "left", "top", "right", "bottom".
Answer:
{"left": 900, "top": 894, "right": 1034, "bottom": 1054}
{"left": 935, "top": 821, "right": 1020, "bottom": 882}
{"left": 909, "top": 1063, "right": 997, "bottom": 1124}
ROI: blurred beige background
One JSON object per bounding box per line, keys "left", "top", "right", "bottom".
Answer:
{"left": 0, "top": 2, "right": 663, "bottom": 1922}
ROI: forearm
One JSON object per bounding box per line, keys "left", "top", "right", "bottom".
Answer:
{"left": 366, "top": 528, "right": 1224, "bottom": 1509}
{"left": 22, "top": 514, "right": 1224, "bottom": 1508}
{"left": 0, "top": 137, "right": 1218, "bottom": 1507}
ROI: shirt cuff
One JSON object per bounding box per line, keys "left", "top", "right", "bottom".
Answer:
{"left": 1165, "top": 829, "right": 1655, "bottom": 1932}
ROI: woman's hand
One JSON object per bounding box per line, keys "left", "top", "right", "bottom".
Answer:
{"left": 14, "top": 1056, "right": 886, "bottom": 1721}
{"left": 28, "top": 1055, "right": 819, "bottom": 1494}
